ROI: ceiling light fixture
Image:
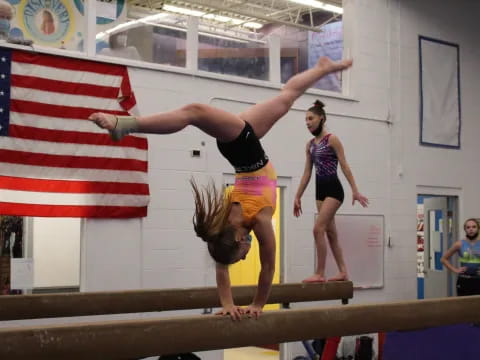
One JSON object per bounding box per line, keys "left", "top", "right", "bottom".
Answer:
{"left": 162, "top": 4, "right": 263, "bottom": 29}
{"left": 140, "top": 21, "right": 266, "bottom": 44}
{"left": 287, "top": 0, "right": 343, "bottom": 14}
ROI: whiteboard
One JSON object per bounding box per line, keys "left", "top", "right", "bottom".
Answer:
{"left": 323, "top": 214, "right": 384, "bottom": 288}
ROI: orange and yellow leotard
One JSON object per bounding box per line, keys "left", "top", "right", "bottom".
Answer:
{"left": 231, "top": 161, "right": 277, "bottom": 224}
{"left": 217, "top": 121, "right": 277, "bottom": 224}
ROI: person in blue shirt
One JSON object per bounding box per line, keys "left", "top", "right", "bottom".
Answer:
{"left": 441, "top": 218, "right": 480, "bottom": 296}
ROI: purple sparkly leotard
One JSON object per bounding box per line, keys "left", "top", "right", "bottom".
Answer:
{"left": 309, "top": 134, "right": 344, "bottom": 202}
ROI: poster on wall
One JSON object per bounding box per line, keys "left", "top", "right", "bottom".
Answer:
{"left": 308, "top": 21, "right": 343, "bottom": 92}
{"left": 6, "top": 0, "right": 127, "bottom": 51}
{"left": 419, "top": 36, "right": 461, "bottom": 148}
{"left": 7, "top": 0, "right": 83, "bottom": 50}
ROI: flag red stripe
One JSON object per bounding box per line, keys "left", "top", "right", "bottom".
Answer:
{"left": 9, "top": 124, "right": 148, "bottom": 150}
{"left": 120, "top": 71, "right": 136, "bottom": 111}
{"left": 0, "top": 202, "right": 147, "bottom": 218}
{"left": 12, "top": 51, "right": 127, "bottom": 77}
{"left": 0, "top": 175, "right": 149, "bottom": 194}
{"left": 0, "top": 149, "right": 147, "bottom": 172}
{"left": 11, "top": 74, "right": 120, "bottom": 99}
{"left": 10, "top": 99, "right": 126, "bottom": 120}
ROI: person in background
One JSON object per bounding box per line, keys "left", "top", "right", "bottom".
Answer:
{"left": 294, "top": 100, "right": 368, "bottom": 283}
{"left": 0, "top": 0, "right": 13, "bottom": 40}
{"left": 41, "top": 9, "right": 55, "bottom": 35}
{"left": 441, "top": 218, "right": 480, "bottom": 296}
{"left": 99, "top": 31, "right": 142, "bottom": 61}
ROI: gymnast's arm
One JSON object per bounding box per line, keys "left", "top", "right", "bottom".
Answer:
{"left": 330, "top": 134, "right": 369, "bottom": 207}
{"left": 215, "top": 263, "right": 243, "bottom": 320}
{"left": 294, "top": 141, "right": 314, "bottom": 217}
{"left": 249, "top": 209, "right": 276, "bottom": 317}
{"left": 441, "top": 240, "right": 465, "bottom": 274}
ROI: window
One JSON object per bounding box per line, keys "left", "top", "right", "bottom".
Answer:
{"left": 278, "top": 16, "right": 344, "bottom": 92}
{"left": 198, "top": 34, "right": 268, "bottom": 80}
{"left": 96, "top": 2, "right": 187, "bottom": 67}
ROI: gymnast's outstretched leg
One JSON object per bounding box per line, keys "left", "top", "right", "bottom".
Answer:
{"left": 88, "top": 57, "right": 352, "bottom": 142}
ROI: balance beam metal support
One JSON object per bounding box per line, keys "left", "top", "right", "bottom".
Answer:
{"left": 0, "top": 295, "right": 479, "bottom": 359}
{"left": 0, "top": 281, "right": 353, "bottom": 320}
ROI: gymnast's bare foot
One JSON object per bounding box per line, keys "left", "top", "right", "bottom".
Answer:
{"left": 88, "top": 113, "right": 139, "bottom": 141}
{"left": 302, "top": 274, "right": 326, "bottom": 283}
{"left": 317, "top": 56, "right": 353, "bottom": 73}
{"left": 88, "top": 112, "right": 117, "bottom": 130}
{"left": 328, "top": 272, "right": 349, "bottom": 281}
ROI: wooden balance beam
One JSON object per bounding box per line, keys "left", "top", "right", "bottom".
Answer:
{"left": 0, "top": 281, "right": 352, "bottom": 320}
{"left": 1, "top": 295, "right": 479, "bottom": 360}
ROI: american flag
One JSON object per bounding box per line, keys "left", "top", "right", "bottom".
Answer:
{"left": 0, "top": 48, "right": 149, "bottom": 218}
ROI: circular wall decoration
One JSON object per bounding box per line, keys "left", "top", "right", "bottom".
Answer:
{"left": 19, "top": 0, "right": 75, "bottom": 44}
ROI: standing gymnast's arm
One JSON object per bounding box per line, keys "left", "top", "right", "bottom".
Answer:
{"left": 328, "top": 135, "right": 369, "bottom": 207}
{"left": 441, "top": 241, "right": 466, "bottom": 274}
{"left": 294, "top": 141, "right": 314, "bottom": 217}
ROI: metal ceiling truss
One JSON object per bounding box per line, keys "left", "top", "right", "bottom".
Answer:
{"left": 127, "top": 0, "right": 343, "bottom": 32}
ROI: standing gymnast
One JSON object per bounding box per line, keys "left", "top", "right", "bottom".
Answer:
{"left": 90, "top": 57, "right": 353, "bottom": 319}
{"left": 441, "top": 218, "right": 480, "bottom": 296}
{"left": 294, "top": 100, "right": 368, "bottom": 283}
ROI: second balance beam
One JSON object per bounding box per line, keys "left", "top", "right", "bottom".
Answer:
{"left": 0, "top": 281, "right": 353, "bottom": 320}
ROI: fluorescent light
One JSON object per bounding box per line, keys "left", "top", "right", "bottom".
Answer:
{"left": 163, "top": 4, "right": 204, "bottom": 17}
{"left": 140, "top": 19, "right": 266, "bottom": 44}
{"left": 106, "top": 20, "right": 137, "bottom": 33}
{"left": 95, "top": 13, "right": 168, "bottom": 40}
{"left": 287, "top": 0, "right": 343, "bottom": 14}
{"left": 141, "top": 21, "right": 262, "bottom": 44}
{"left": 203, "top": 14, "right": 231, "bottom": 22}
{"left": 141, "top": 22, "right": 187, "bottom": 33}
{"left": 288, "top": 0, "right": 324, "bottom": 8}
{"left": 96, "top": 20, "right": 138, "bottom": 39}
{"left": 141, "top": 13, "right": 169, "bottom": 23}
{"left": 163, "top": 4, "right": 263, "bottom": 29}
{"left": 322, "top": 4, "right": 344, "bottom": 14}
{"left": 243, "top": 22, "right": 263, "bottom": 29}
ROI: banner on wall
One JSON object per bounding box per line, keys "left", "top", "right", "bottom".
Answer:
{"left": 7, "top": 0, "right": 127, "bottom": 51}
{"left": 308, "top": 21, "right": 343, "bottom": 92}
{"left": 419, "top": 36, "right": 461, "bottom": 148}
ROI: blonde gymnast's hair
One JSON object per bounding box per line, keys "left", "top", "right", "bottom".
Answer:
{"left": 190, "top": 178, "right": 239, "bottom": 265}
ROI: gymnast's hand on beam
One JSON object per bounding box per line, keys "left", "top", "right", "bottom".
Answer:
{"left": 215, "top": 305, "right": 244, "bottom": 321}
{"left": 244, "top": 304, "right": 263, "bottom": 320}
